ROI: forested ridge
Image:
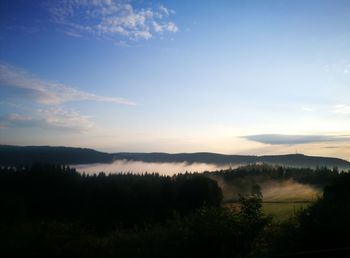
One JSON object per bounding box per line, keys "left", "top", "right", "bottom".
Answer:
{"left": 1, "top": 145, "right": 349, "bottom": 169}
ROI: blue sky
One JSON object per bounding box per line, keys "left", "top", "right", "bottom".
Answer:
{"left": 0, "top": 0, "right": 349, "bottom": 159}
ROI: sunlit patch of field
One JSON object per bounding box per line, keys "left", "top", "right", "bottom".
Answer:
{"left": 261, "top": 180, "right": 321, "bottom": 202}
{"left": 260, "top": 182, "right": 320, "bottom": 221}
{"left": 223, "top": 180, "right": 321, "bottom": 221}
{"left": 224, "top": 201, "right": 311, "bottom": 222}
{"left": 261, "top": 202, "right": 310, "bottom": 222}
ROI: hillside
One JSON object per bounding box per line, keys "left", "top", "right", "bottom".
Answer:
{"left": 0, "top": 145, "right": 349, "bottom": 169}
{"left": 0, "top": 145, "right": 113, "bottom": 165}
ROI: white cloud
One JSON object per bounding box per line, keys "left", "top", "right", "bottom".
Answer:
{"left": 343, "top": 64, "right": 350, "bottom": 74}
{"left": 334, "top": 104, "right": 350, "bottom": 114}
{"left": 153, "top": 21, "right": 178, "bottom": 33}
{"left": 301, "top": 106, "right": 313, "bottom": 112}
{"left": 158, "top": 5, "right": 170, "bottom": 16}
{"left": 47, "top": 0, "right": 178, "bottom": 41}
{"left": 243, "top": 134, "right": 350, "bottom": 145}
{"left": 65, "top": 30, "right": 83, "bottom": 37}
{"left": 0, "top": 63, "right": 135, "bottom": 105}
{"left": 3, "top": 107, "right": 94, "bottom": 132}
{"left": 38, "top": 107, "right": 95, "bottom": 131}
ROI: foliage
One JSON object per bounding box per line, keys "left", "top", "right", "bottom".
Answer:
{"left": 3, "top": 163, "right": 350, "bottom": 257}
{"left": 0, "top": 202, "right": 270, "bottom": 258}
{"left": 0, "top": 164, "right": 273, "bottom": 258}
{"left": 267, "top": 173, "right": 350, "bottom": 255}
{"left": 0, "top": 164, "right": 222, "bottom": 229}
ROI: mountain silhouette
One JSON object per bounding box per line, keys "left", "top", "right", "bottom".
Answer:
{"left": 0, "top": 145, "right": 349, "bottom": 169}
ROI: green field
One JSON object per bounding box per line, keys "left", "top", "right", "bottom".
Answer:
{"left": 262, "top": 202, "right": 310, "bottom": 222}
{"left": 225, "top": 201, "right": 312, "bottom": 222}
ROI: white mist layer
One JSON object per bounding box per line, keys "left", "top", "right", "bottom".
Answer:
{"left": 212, "top": 177, "right": 321, "bottom": 202}
{"left": 73, "top": 159, "right": 229, "bottom": 176}
{"left": 261, "top": 180, "right": 321, "bottom": 202}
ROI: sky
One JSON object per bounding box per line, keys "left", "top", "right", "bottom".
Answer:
{"left": 0, "top": 0, "right": 349, "bottom": 160}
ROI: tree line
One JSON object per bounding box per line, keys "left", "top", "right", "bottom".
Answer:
{"left": 0, "top": 164, "right": 222, "bottom": 229}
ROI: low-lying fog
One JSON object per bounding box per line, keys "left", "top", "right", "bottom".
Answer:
{"left": 73, "top": 159, "right": 230, "bottom": 176}
{"left": 74, "top": 160, "right": 322, "bottom": 201}
{"left": 261, "top": 180, "right": 320, "bottom": 201}
{"left": 214, "top": 177, "right": 321, "bottom": 202}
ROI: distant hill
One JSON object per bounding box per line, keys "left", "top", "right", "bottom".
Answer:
{"left": 0, "top": 145, "right": 113, "bottom": 165}
{"left": 0, "top": 145, "right": 349, "bottom": 169}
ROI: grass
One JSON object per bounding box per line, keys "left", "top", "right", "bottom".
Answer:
{"left": 224, "top": 200, "right": 312, "bottom": 222}
{"left": 262, "top": 202, "right": 310, "bottom": 222}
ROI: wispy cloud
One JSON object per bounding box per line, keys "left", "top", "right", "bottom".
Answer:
{"left": 1, "top": 107, "right": 94, "bottom": 132}
{"left": 0, "top": 63, "right": 135, "bottom": 105}
{"left": 334, "top": 104, "right": 350, "bottom": 114}
{"left": 301, "top": 106, "right": 313, "bottom": 112}
{"left": 47, "top": 0, "right": 178, "bottom": 41}
{"left": 243, "top": 134, "right": 350, "bottom": 145}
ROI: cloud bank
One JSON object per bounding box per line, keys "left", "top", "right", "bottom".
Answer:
{"left": 243, "top": 134, "right": 350, "bottom": 145}
{"left": 47, "top": 0, "right": 178, "bottom": 41}
{"left": 334, "top": 104, "right": 350, "bottom": 114}
{"left": 0, "top": 63, "right": 135, "bottom": 105}
{"left": 1, "top": 107, "right": 94, "bottom": 132}
{"left": 0, "top": 62, "right": 136, "bottom": 132}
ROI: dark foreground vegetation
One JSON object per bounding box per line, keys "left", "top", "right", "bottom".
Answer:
{"left": 1, "top": 164, "right": 350, "bottom": 257}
